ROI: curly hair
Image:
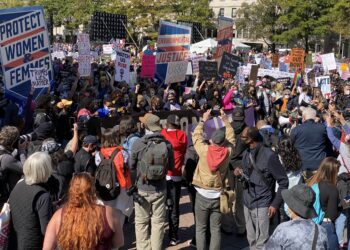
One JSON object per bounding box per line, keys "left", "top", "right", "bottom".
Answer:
{"left": 57, "top": 173, "right": 104, "bottom": 249}
{"left": 0, "top": 126, "right": 19, "bottom": 150}
{"left": 276, "top": 135, "right": 302, "bottom": 172}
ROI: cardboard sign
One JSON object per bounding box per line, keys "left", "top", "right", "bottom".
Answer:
{"left": 199, "top": 61, "right": 218, "bottom": 80}
{"left": 78, "top": 55, "right": 91, "bottom": 77}
{"left": 218, "top": 52, "right": 242, "bottom": 78}
{"left": 115, "top": 50, "right": 130, "bottom": 83}
{"left": 155, "top": 21, "right": 191, "bottom": 83}
{"left": 141, "top": 55, "right": 156, "bottom": 78}
{"left": 77, "top": 33, "right": 90, "bottom": 55}
{"left": 165, "top": 61, "right": 188, "bottom": 84}
{"left": 289, "top": 48, "right": 305, "bottom": 69}
{"left": 29, "top": 68, "right": 50, "bottom": 88}
{"left": 320, "top": 53, "right": 336, "bottom": 71}
{"left": 0, "top": 6, "right": 53, "bottom": 103}
{"left": 249, "top": 65, "right": 259, "bottom": 83}
{"left": 315, "top": 76, "right": 331, "bottom": 98}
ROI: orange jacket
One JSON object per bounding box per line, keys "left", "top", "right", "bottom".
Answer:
{"left": 100, "top": 147, "right": 132, "bottom": 189}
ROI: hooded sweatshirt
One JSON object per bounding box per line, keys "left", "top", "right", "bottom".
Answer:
{"left": 161, "top": 128, "right": 187, "bottom": 179}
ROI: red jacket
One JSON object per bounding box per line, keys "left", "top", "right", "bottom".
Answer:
{"left": 161, "top": 128, "right": 187, "bottom": 177}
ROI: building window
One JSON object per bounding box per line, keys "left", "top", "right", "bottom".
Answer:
{"left": 219, "top": 8, "right": 224, "bottom": 17}
{"left": 231, "top": 8, "right": 237, "bottom": 18}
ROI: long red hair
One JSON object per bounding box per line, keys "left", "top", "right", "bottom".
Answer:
{"left": 57, "top": 173, "right": 104, "bottom": 249}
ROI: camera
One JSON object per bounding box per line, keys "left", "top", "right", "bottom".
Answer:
{"left": 239, "top": 171, "right": 250, "bottom": 189}
{"left": 19, "top": 133, "right": 36, "bottom": 144}
{"left": 126, "top": 186, "right": 147, "bottom": 205}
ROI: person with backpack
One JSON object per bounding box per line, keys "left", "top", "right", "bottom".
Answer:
{"left": 308, "top": 157, "right": 340, "bottom": 250}
{"left": 98, "top": 128, "right": 133, "bottom": 229}
{"left": 161, "top": 114, "right": 187, "bottom": 246}
{"left": 74, "top": 135, "right": 98, "bottom": 175}
{"left": 191, "top": 109, "right": 235, "bottom": 250}
{"left": 129, "top": 113, "right": 174, "bottom": 250}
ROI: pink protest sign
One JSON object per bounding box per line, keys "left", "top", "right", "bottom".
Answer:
{"left": 141, "top": 55, "right": 156, "bottom": 78}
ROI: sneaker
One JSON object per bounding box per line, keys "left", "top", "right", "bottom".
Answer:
{"left": 188, "top": 238, "right": 196, "bottom": 248}
{"left": 169, "top": 239, "right": 180, "bottom": 246}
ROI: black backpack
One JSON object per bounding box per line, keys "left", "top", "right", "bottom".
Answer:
{"left": 95, "top": 149, "right": 120, "bottom": 201}
{"left": 261, "top": 129, "right": 280, "bottom": 151}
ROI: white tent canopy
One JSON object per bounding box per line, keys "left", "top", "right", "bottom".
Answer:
{"left": 233, "top": 41, "right": 251, "bottom": 50}
{"left": 190, "top": 38, "right": 217, "bottom": 54}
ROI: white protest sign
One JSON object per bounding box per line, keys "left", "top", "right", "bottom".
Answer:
{"left": 115, "top": 50, "right": 130, "bottom": 83}
{"left": 165, "top": 61, "right": 188, "bottom": 84}
{"left": 29, "top": 68, "right": 50, "bottom": 89}
{"left": 186, "top": 61, "right": 193, "bottom": 75}
{"left": 78, "top": 55, "right": 92, "bottom": 77}
{"left": 320, "top": 53, "right": 336, "bottom": 71}
{"left": 51, "top": 51, "right": 65, "bottom": 59}
{"left": 77, "top": 33, "right": 90, "bottom": 55}
{"left": 315, "top": 76, "right": 331, "bottom": 99}
{"left": 103, "top": 44, "right": 113, "bottom": 55}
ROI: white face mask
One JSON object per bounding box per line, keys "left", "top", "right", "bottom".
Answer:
{"left": 284, "top": 95, "right": 290, "bottom": 99}
{"left": 345, "top": 90, "right": 350, "bottom": 95}
{"left": 233, "top": 90, "right": 238, "bottom": 95}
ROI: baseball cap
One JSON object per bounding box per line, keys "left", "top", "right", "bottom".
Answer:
{"left": 139, "top": 113, "right": 162, "bottom": 132}
{"left": 83, "top": 135, "right": 99, "bottom": 145}
{"left": 167, "top": 114, "right": 180, "bottom": 127}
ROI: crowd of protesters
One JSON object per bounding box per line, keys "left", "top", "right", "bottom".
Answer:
{"left": 0, "top": 47, "right": 350, "bottom": 250}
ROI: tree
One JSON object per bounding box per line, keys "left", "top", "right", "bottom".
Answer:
{"left": 274, "top": 0, "right": 334, "bottom": 52}
{"left": 235, "top": 0, "right": 281, "bottom": 52}
{"left": 329, "top": 0, "right": 350, "bottom": 37}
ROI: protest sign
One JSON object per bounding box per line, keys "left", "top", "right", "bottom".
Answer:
{"left": 156, "top": 21, "right": 191, "bottom": 83}
{"left": 214, "top": 17, "right": 233, "bottom": 59}
{"left": 315, "top": 76, "right": 331, "bottom": 98}
{"left": 258, "top": 69, "right": 294, "bottom": 79}
{"left": 320, "top": 53, "right": 336, "bottom": 71}
{"left": 249, "top": 65, "right": 259, "bottom": 83}
{"left": 51, "top": 51, "right": 65, "bottom": 60}
{"left": 77, "top": 33, "right": 90, "bottom": 55}
{"left": 103, "top": 44, "right": 113, "bottom": 54}
{"left": 218, "top": 52, "right": 242, "bottom": 78}
{"left": 78, "top": 55, "right": 91, "bottom": 77}
{"left": 141, "top": 55, "right": 156, "bottom": 78}
{"left": 29, "top": 68, "right": 50, "bottom": 88}
{"left": 165, "top": 61, "right": 188, "bottom": 84}
{"left": 289, "top": 48, "right": 305, "bottom": 70}
{"left": 199, "top": 61, "right": 218, "bottom": 80}
{"left": 115, "top": 50, "right": 130, "bottom": 83}
{"left": 186, "top": 61, "right": 193, "bottom": 75}
{"left": 0, "top": 6, "right": 53, "bottom": 103}
{"left": 191, "top": 55, "right": 206, "bottom": 75}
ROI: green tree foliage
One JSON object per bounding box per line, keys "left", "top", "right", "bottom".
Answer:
{"left": 329, "top": 0, "right": 350, "bottom": 37}
{"left": 236, "top": 0, "right": 281, "bottom": 51}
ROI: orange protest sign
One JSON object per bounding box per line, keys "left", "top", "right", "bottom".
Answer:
{"left": 289, "top": 48, "right": 305, "bottom": 70}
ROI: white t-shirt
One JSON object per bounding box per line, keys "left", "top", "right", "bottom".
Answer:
{"left": 195, "top": 187, "right": 221, "bottom": 199}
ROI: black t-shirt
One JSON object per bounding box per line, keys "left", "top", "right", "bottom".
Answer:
{"left": 74, "top": 148, "right": 96, "bottom": 175}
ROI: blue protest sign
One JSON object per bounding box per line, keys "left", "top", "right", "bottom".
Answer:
{"left": 0, "top": 6, "right": 52, "bottom": 104}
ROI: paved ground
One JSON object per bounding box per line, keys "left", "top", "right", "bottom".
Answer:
{"left": 121, "top": 187, "right": 249, "bottom": 250}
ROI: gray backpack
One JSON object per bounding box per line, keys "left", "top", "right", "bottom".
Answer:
{"left": 139, "top": 137, "right": 168, "bottom": 181}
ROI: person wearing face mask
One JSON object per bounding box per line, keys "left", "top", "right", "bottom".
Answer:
{"left": 234, "top": 127, "right": 288, "bottom": 250}
{"left": 222, "top": 85, "right": 243, "bottom": 111}
{"left": 336, "top": 84, "right": 350, "bottom": 111}
{"left": 256, "top": 82, "right": 271, "bottom": 120}
{"left": 280, "top": 89, "right": 291, "bottom": 112}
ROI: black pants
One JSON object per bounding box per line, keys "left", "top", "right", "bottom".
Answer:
{"left": 166, "top": 180, "right": 182, "bottom": 240}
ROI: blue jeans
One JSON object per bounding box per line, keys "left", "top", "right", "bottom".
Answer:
{"left": 335, "top": 211, "right": 347, "bottom": 245}
{"left": 321, "top": 221, "right": 339, "bottom": 250}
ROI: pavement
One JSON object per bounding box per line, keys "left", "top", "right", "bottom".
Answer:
{"left": 121, "top": 187, "right": 249, "bottom": 250}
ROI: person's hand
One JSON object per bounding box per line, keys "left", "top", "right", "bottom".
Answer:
{"left": 333, "top": 112, "right": 346, "bottom": 125}
{"left": 73, "top": 123, "right": 78, "bottom": 134}
{"left": 18, "top": 140, "right": 28, "bottom": 152}
{"left": 268, "top": 206, "right": 277, "bottom": 218}
{"left": 220, "top": 109, "right": 229, "bottom": 123}
{"left": 233, "top": 168, "right": 242, "bottom": 177}
{"left": 203, "top": 109, "right": 211, "bottom": 122}
{"left": 135, "top": 84, "right": 140, "bottom": 94}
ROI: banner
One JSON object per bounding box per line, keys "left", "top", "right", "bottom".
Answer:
{"left": 214, "top": 17, "right": 233, "bottom": 59}
{"left": 320, "top": 53, "right": 336, "bottom": 71}
{"left": 0, "top": 6, "right": 52, "bottom": 103}
{"left": 218, "top": 52, "right": 242, "bottom": 78}
{"left": 156, "top": 21, "right": 191, "bottom": 83}
{"left": 141, "top": 55, "right": 156, "bottom": 78}
{"left": 257, "top": 68, "right": 294, "bottom": 79}
{"left": 289, "top": 48, "right": 305, "bottom": 70}
{"left": 315, "top": 76, "right": 331, "bottom": 98}
{"left": 29, "top": 68, "right": 50, "bottom": 88}
{"left": 115, "top": 50, "right": 130, "bottom": 83}
{"left": 199, "top": 61, "right": 218, "bottom": 80}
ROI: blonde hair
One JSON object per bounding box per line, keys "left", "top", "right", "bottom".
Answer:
{"left": 23, "top": 152, "right": 53, "bottom": 185}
